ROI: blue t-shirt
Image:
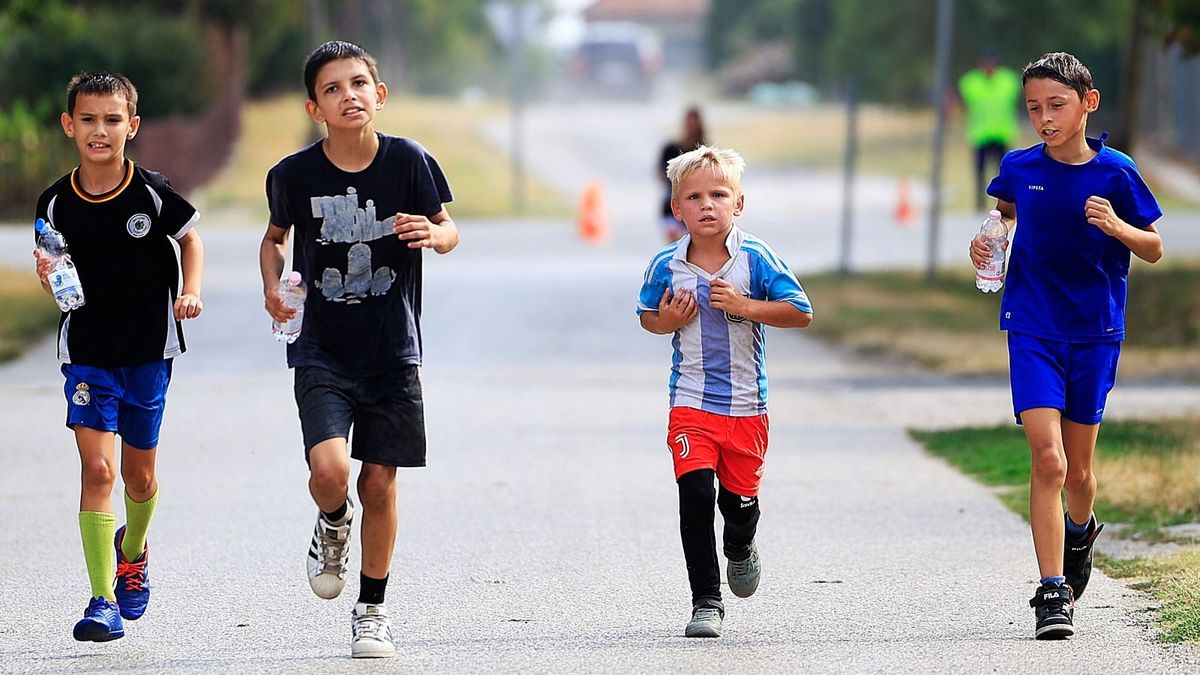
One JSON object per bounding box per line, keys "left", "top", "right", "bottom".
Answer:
{"left": 636, "top": 226, "right": 812, "bottom": 416}
{"left": 986, "top": 135, "right": 1161, "bottom": 342}
{"left": 266, "top": 133, "right": 452, "bottom": 377}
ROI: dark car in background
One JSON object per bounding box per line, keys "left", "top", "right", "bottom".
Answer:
{"left": 568, "top": 22, "right": 662, "bottom": 100}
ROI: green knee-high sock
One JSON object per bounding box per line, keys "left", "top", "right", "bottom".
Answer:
{"left": 79, "top": 511, "right": 116, "bottom": 601}
{"left": 122, "top": 489, "right": 158, "bottom": 560}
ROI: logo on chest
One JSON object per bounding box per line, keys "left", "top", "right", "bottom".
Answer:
{"left": 126, "top": 213, "right": 152, "bottom": 238}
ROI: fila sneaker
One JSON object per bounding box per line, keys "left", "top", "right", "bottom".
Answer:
{"left": 307, "top": 497, "right": 354, "bottom": 599}
{"left": 1029, "top": 583, "right": 1075, "bottom": 640}
{"left": 1064, "top": 515, "right": 1104, "bottom": 600}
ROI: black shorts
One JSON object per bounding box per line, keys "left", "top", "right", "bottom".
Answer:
{"left": 293, "top": 365, "right": 426, "bottom": 467}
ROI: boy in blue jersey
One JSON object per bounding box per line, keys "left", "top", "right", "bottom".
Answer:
{"left": 637, "top": 145, "right": 813, "bottom": 638}
{"left": 969, "top": 52, "right": 1163, "bottom": 640}
{"left": 260, "top": 41, "right": 458, "bottom": 658}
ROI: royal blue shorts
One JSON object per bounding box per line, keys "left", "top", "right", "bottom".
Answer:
{"left": 62, "top": 360, "right": 173, "bottom": 450}
{"left": 1008, "top": 331, "right": 1120, "bottom": 426}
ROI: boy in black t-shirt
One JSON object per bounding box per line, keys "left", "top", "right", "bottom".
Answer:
{"left": 33, "top": 72, "right": 204, "bottom": 642}
{"left": 259, "top": 40, "right": 458, "bottom": 659}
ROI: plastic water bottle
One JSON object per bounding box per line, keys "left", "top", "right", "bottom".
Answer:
{"left": 35, "top": 218, "right": 86, "bottom": 311}
{"left": 975, "top": 209, "right": 1008, "bottom": 293}
{"left": 272, "top": 271, "right": 306, "bottom": 343}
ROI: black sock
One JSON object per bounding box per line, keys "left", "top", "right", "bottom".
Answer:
{"left": 677, "top": 469, "right": 721, "bottom": 607}
{"left": 358, "top": 573, "right": 388, "bottom": 605}
{"left": 718, "top": 486, "right": 760, "bottom": 561}
{"left": 321, "top": 500, "right": 348, "bottom": 523}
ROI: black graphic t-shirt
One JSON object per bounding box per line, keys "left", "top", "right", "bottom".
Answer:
{"left": 35, "top": 161, "right": 199, "bottom": 367}
{"left": 266, "top": 133, "right": 453, "bottom": 377}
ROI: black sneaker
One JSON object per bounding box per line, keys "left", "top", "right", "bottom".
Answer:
{"left": 1029, "top": 584, "right": 1075, "bottom": 640}
{"left": 1063, "top": 515, "right": 1104, "bottom": 600}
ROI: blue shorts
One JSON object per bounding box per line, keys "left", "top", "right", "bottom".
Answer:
{"left": 63, "top": 360, "right": 173, "bottom": 450}
{"left": 1008, "top": 332, "right": 1120, "bottom": 425}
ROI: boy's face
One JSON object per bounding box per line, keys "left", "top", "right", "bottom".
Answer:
{"left": 306, "top": 57, "right": 387, "bottom": 131}
{"left": 60, "top": 93, "right": 139, "bottom": 167}
{"left": 671, "top": 166, "right": 743, "bottom": 240}
{"left": 1024, "top": 77, "right": 1098, "bottom": 149}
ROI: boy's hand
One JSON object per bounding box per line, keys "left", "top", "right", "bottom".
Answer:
{"left": 32, "top": 248, "right": 54, "bottom": 280}
{"left": 174, "top": 293, "right": 203, "bottom": 320}
{"left": 263, "top": 285, "right": 296, "bottom": 323}
{"left": 394, "top": 213, "right": 441, "bottom": 249}
{"left": 968, "top": 235, "right": 1007, "bottom": 269}
{"left": 708, "top": 278, "right": 748, "bottom": 316}
{"left": 656, "top": 286, "right": 697, "bottom": 331}
{"left": 1085, "top": 196, "right": 1126, "bottom": 237}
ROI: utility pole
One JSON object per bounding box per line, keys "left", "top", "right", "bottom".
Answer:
{"left": 926, "top": 0, "right": 955, "bottom": 281}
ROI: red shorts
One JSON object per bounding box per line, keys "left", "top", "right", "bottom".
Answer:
{"left": 666, "top": 407, "right": 770, "bottom": 497}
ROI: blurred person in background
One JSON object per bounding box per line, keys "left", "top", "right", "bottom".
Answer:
{"left": 958, "top": 50, "right": 1022, "bottom": 210}
{"left": 658, "top": 106, "right": 708, "bottom": 242}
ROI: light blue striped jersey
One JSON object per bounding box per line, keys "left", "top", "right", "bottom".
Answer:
{"left": 637, "top": 226, "right": 812, "bottom": 416}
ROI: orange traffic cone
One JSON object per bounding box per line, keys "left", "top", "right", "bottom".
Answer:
{"left": 894, "top": 177, "right": 915, "bottom": 227}
{"left": 578, "top": 179, "right": 609, "bottom": 245}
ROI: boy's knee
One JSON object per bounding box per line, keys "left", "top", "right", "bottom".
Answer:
{"left": 81, "top": 456, "right": 117, "bottom": 489}
{"left": 717, "top": 486, "right": 759, "bottom": 524}
{"left": 1030, "top": 446, "right": 1067, "bottom": 484}
{"left": 1064, "top": 466, "right": 1093, "bottom": 492}
{"left": 120, "top": 466, "right": 154, "bottom": 495}
{"left": 310, "top": 464, "right": 349, "bottom": 494}
{"left": 677, "top": 469, "right": 716, "bottom": 513}
{"left": 357, "top": 465, "right": 397, "bottom": 510}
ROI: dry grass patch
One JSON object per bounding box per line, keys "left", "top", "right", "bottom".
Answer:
{"left": 0, "top": 267, "right": 59, "bottom": 363}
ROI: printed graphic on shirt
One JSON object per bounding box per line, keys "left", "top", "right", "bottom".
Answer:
{"left": 309, "top": 187, "right": 397, "bottom": 303}
{"left": 72, "top": 382, "right": 91, "bottom": 406}
{"left": 126, "top": 213, "right": 151, "bottom": 238}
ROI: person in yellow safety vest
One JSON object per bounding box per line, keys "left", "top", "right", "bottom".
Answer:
{"left": 958, "top": 50, "right": 1022, "bottom": 210}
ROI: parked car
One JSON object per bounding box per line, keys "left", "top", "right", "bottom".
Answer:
{"left": 567, "top": 22, "right": 661, "bottom": 100}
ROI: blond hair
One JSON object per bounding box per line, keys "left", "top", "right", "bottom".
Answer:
{"left": 666, "top": 144, "right": 746, "bottom": 200}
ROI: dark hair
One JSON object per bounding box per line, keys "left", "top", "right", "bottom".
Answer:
{"left": 303, "top": 40, "right": 380, "bottom": 101}
{"left": 1022, "top": 52, "right": 1094, "bottom": 99}
{"left": 66, "top": 72, "right": 138, "bottom": 117}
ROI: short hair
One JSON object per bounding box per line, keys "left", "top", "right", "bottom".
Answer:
{"left": 1022, "top": 52, "right": 1094, "bottom": 99}
{"left": 66, "top": 72, "right": 138, "bottom": 117}
{"left": 303, "top": 40, "right": 380, "bottom": 101}
{"left": 666, "top": 145, "right": 746, "bottom": 200}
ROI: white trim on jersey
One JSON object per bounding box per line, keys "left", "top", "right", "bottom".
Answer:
{"left": 58, "top": 312, "right": 72, "bottom": 363}
{"left": 47, "top": 195, "right": 58, "bottom": 227}
{"left": 162, "top": 289, "right": 183, "bottom": 359}
{"left": 172, "top": 211, "right": 201, "bottom": 240}
{"left": 145, "top": 183, "right": 164, "bottom": 216}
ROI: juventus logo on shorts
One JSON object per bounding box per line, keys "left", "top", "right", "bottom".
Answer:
{"left": 674, "top": 433, "right": 690, "bottom": 458}
{"left": 72, "top": 382, "right": 91, "bottom": 406}
{"left": 126, "top": 213, "right": 151, "bottom": 238}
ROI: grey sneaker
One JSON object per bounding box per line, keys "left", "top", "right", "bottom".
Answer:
{"left": 351, "top": 603, "right": 396, "bottom": 658}
{"left": 306, "top": 497, "right": 354, "bottom": 599}
{"left": 684, "top": 605, "right": 723, "bottom": 638}
{"left": 727, "top": 542, "right": 761, "bottom": 598}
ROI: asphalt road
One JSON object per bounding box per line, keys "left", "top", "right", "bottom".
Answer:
{"left": 2, "top": 100, "right": 1200, "bottom": 672}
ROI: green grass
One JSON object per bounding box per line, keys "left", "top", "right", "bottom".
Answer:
{"left": 1103, "top": 551, "right": 1200, "bottom": 643}
{"left": 802, "top": 264, "right": 1200, "bottom": 379}
{"left": 0, "top": 267, "right": 59, "bottom": 363}
{"left": 910, "top": 419, "right": 1200, "bottom": 643}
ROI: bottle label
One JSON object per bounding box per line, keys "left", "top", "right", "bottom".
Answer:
{"left": 50, "top": 267, "right": 82, "bottom": 297}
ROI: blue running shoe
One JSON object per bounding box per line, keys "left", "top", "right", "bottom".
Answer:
{"left": 114, "top": 526, "right": 150, "bottom": 620}
{"left": 73, "top": 597, "right": 124, "bottom": 642}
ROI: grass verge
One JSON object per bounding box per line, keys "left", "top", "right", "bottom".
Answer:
{"left": 800, "top": 263, "right": 1200, "bottom": 380}
{"left": 197, "top": 95, "right": 572, "bottom": 219}
{"left": 910, "top": 419, "right": 1200, "bottom": 642}
{"left": 0, "top": 267, "right": 59, "bottom": 364}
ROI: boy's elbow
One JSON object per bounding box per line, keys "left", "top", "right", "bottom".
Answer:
{"left": 794, "top": 311, "right": 813, "bottom": 328}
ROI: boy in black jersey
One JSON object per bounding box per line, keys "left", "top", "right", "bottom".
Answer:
{"left": 33, "top": 72, "right": 204, "bottom": 642}
{"left": 259, "top": 41, "right": 458, "bottom": 659}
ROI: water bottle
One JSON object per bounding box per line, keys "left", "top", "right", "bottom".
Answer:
{"left": 35, "top": 218, "right": 86, "bottom": 311}
{"left": 272, "top": 271, "right": 306, "bottom": 343}
{"left": 975, "top": 209, "right": 1008, "bottom": 293}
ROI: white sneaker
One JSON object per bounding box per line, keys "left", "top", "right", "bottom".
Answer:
{"left": 306, "top": 497, "right": 354, "bottom": 599}
{"left": 351, "top": 602, "right": 396, "bottom": 658}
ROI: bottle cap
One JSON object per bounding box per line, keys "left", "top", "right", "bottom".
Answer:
{"left": 34, "top": 218, "right": 47, "bottom": 232}
{"left": 287, "top": 271, "right": 302, "bottom": 284}
{"left": 988, "top": 209, "right": 1002, "bottom": 219}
